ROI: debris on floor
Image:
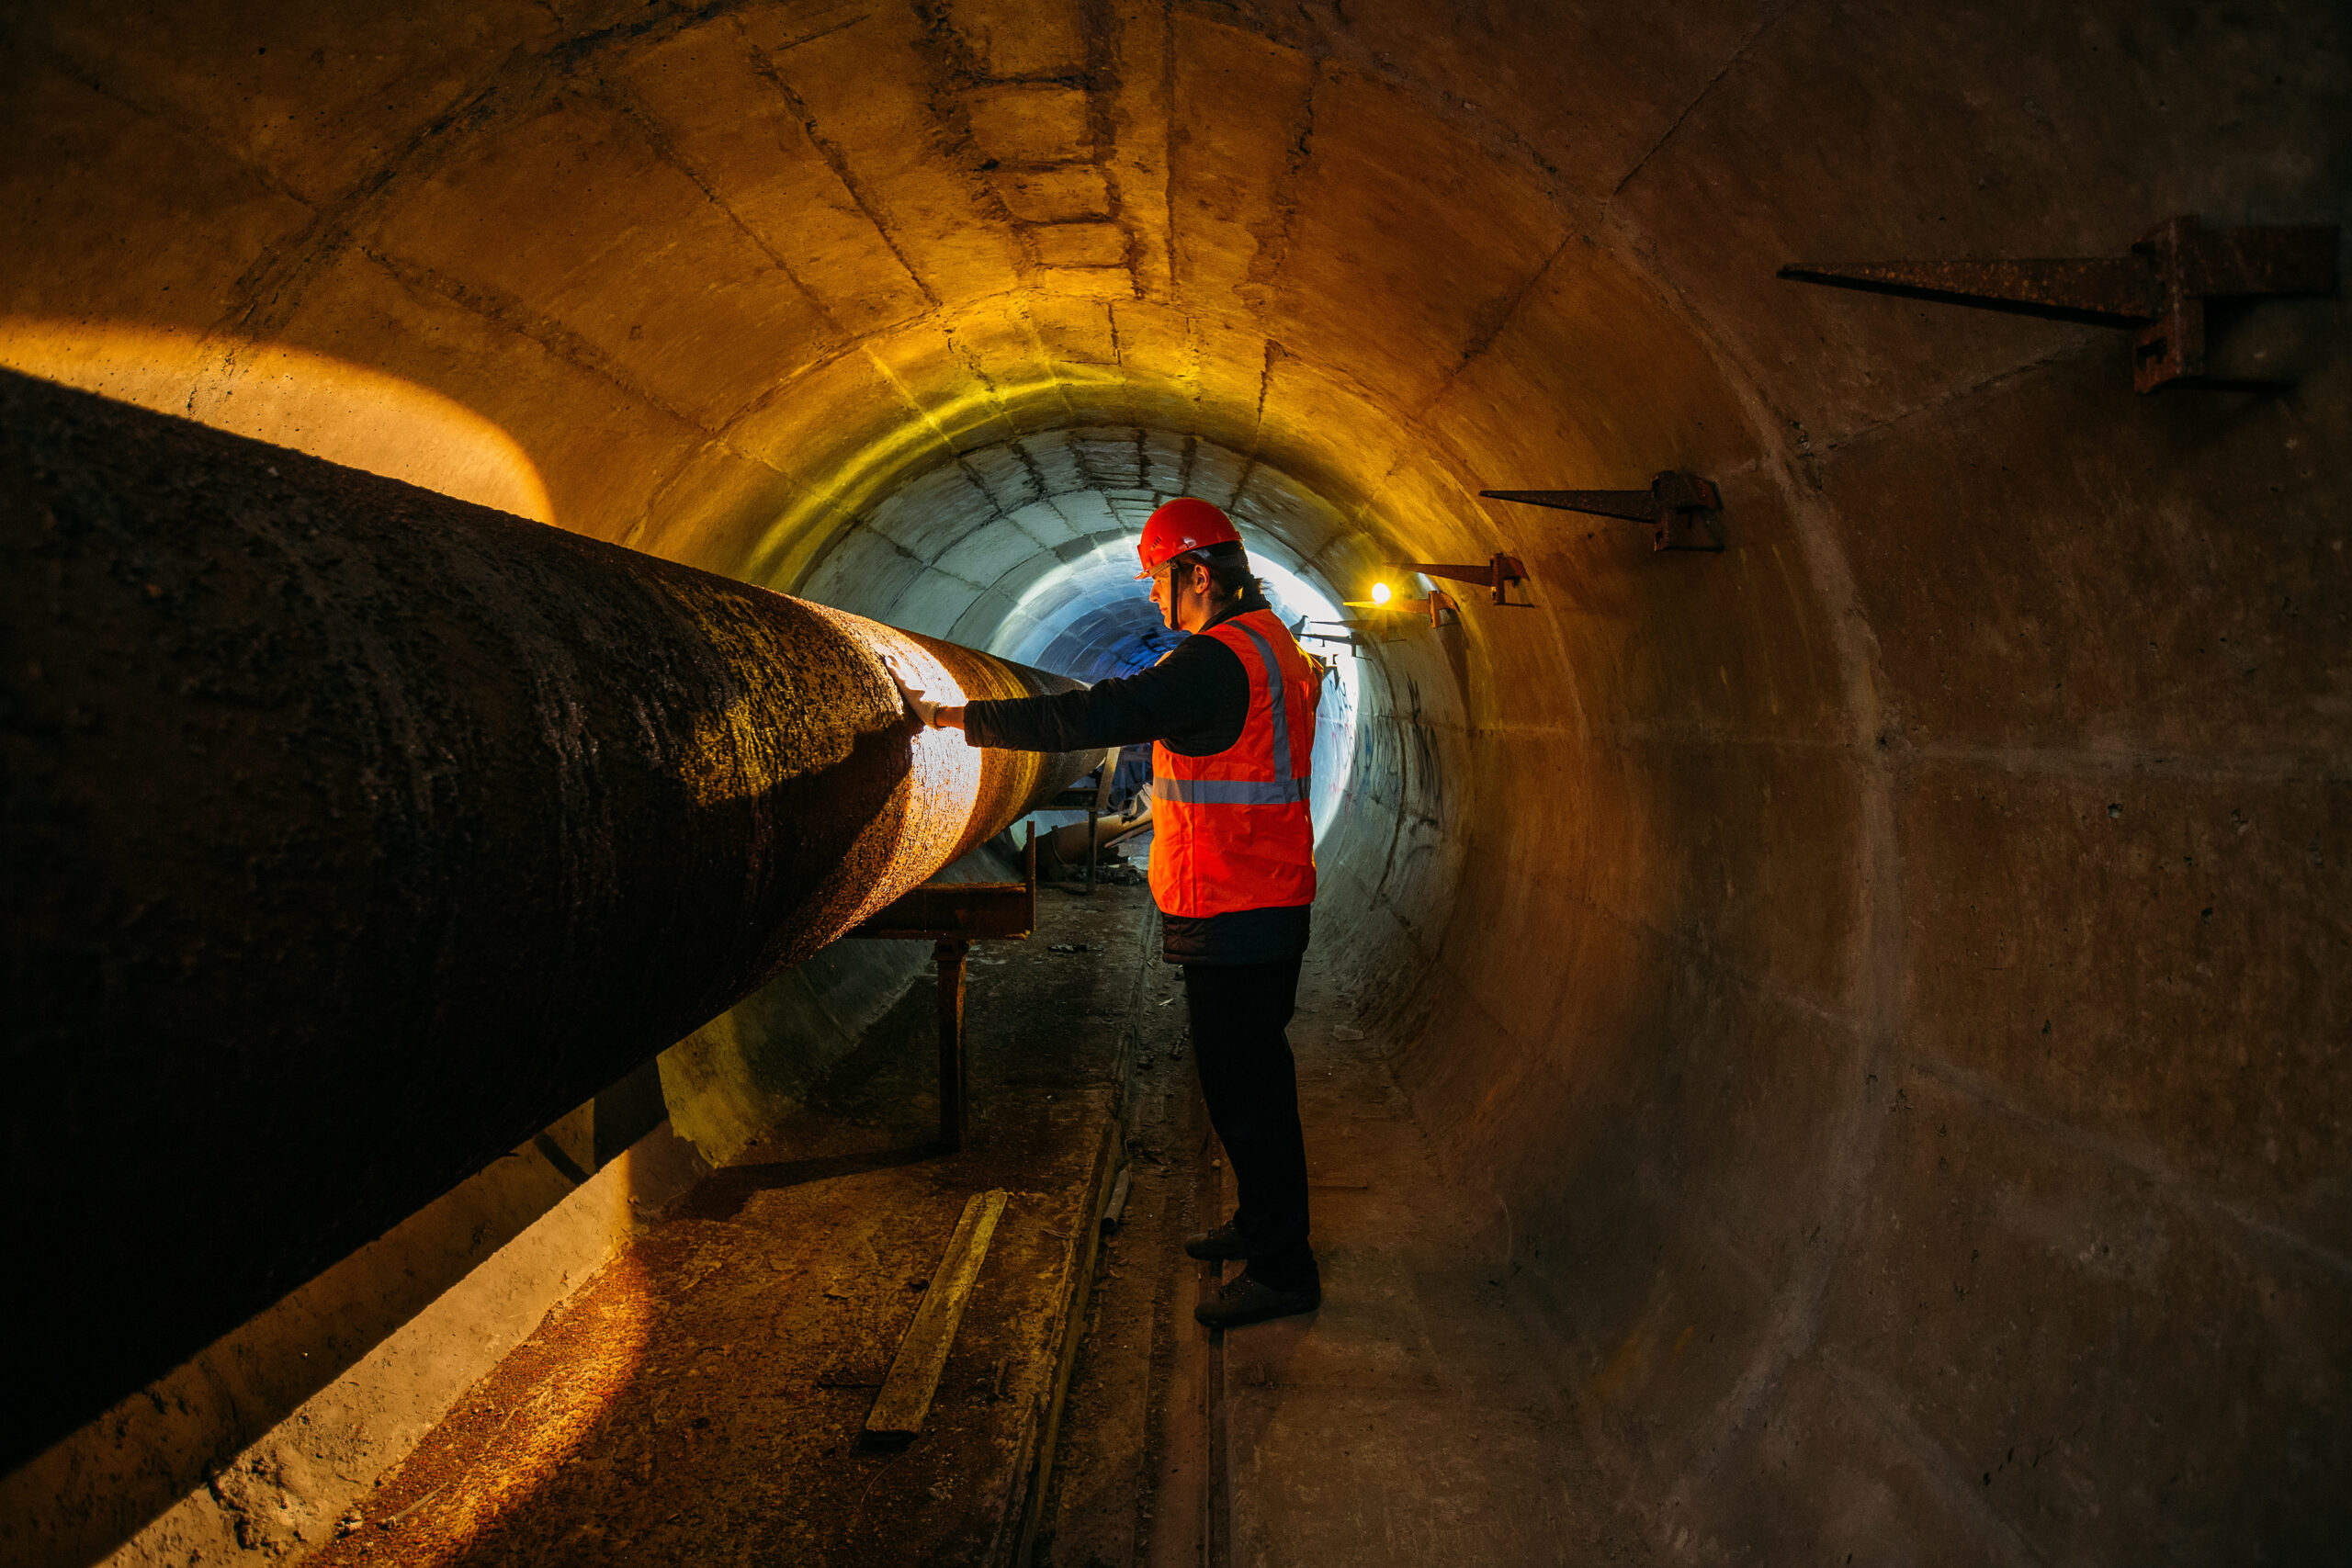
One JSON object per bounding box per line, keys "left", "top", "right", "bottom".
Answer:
{"left": 297, "top": 885, "right": 1155, "bottom": 1567}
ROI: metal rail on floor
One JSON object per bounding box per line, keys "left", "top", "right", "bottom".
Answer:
{"left": 1203, "top": 1156, "right": 1235, "bottom": 1568}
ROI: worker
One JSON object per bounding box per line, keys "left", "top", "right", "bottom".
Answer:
{"left": 897, "top": 497, "right": 1323, "bottom": 1329}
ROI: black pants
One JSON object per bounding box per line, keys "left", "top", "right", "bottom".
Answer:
{"left": 1183, "top": 954, "right": 1317, "bottom": 1291}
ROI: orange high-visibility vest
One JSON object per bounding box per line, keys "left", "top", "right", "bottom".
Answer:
{"left": 1149, "top": 608, "right": 1319, "bottom": 919}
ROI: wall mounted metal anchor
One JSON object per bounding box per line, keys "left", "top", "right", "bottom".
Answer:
{"left": 1340, "top": 589, "right": 1460, "bottom": 627}
{"left": 1780, "top": 216, "right": 2339, "bottom": 392}
{"left": 1298, "top": 618, "right": 1385, "bottom": 652}
{"left": 1481, "top": 471, "right": 1724, "bottom": 553}
{"left": 1384, "top": 553, "right": 1532, "bottom": 605}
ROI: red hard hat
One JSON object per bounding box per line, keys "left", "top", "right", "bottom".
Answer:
{"left": 1135, "top": 497, "right": 1242, "bottom": 578}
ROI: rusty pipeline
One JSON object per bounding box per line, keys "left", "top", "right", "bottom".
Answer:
{"left": 0, "top": 367, "right": 1099, "bottom": 1465}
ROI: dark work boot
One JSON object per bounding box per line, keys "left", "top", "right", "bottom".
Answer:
{"left": 1183, "top": 1219, "right": 1249, "bottom": 1261}
{"left": 1194, "top": 1269, "right": 1320, "bottom": 1329}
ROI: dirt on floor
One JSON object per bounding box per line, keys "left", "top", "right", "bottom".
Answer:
{"left": 297, "top": 882, "right": 1158, "bottom": 1568}
{"left": 293, "top": 876, "right": 1646, "bottom": 1568}
{"left": 1031, "top": 952, "right": 1657, "bottom": 1568}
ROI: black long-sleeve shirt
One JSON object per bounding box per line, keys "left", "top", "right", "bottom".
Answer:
{"left": 964, "top": 590, "right": 1312, "bottom": 965}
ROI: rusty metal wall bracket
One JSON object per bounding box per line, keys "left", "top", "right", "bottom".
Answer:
{"left": 1778, "top": 216, "right": 2340, "bottom": 391}
{"left": 1406, "top": 587, "right": 1460, "bottom": 626}
{"left": 1387, "top": 552, "right": 1532, "bottom": 605}
{"left": 845, "top": 827, "right": 1037, "bottom": 1149}
{"left": 1335, "top": 584, "right": 1463, "bottom": 628}
{"left": 1350, "top": 587, "right": 1459, "bottom": 626}
{"left": 1481, "top": 470, "right": 1724, "bottom": 552}
{"left": 1299, "top": 619, "right": 1383, "bottom": 652}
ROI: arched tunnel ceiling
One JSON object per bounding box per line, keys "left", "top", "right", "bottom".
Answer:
{"left": 3, "top": 0, "right": 1794, "bottom": 592}
{"left": 12, "top": 0, "right": 2329, "bottom": 604}
{"left": 793, "top": 425, "right": 1349, "bottom": 677}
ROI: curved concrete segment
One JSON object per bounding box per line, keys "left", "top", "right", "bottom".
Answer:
{"left": 0, "top": 367, "right": 1098, "bottom": 1468}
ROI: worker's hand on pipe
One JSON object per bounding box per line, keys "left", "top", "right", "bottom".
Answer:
{"left": 888, "top": 670, "right": 943, "bottom": 728}
{"left": 887, "top": 668, "right": 968, "bottom": 731}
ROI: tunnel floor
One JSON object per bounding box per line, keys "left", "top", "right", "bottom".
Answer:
{"left": 296, "top": 874, "right": 1645, "bottom": 1567}
{"left": 1035, "top": 936, "right": 1657, "bottom": 1568}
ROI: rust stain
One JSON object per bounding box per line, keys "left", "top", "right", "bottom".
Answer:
{"left": 1589, "top": 1327, "right": 1647, "bottom": 1403}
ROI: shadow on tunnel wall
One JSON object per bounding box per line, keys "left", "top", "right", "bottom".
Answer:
{"left": 657, "top": 840, "right": 1027, "bottom": 1166}
{"left": 0, "top": 1066, "right": 707, "bottom": 1568}
{"left": 0, "top": 318, "right": 557, "bottom": 524}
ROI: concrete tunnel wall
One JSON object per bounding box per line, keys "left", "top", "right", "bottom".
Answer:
{"left": 1, "top": 0, "right": 2345, "bottom": 1561}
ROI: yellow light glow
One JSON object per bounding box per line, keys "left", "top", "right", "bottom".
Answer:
{"left": 1370, "top": 581, "right": 1392, "bottom": 605}
{"left": 0, "top": 318, "right": 554, "bottom": 523}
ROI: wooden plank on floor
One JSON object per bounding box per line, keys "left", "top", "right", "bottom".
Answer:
{"left": 865, "top": 1188, "right": 1010, "bottom": 1445}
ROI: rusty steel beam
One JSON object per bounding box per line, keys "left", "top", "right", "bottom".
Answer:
{"left": 847, "top": 880, "right": 1038, "bottom": 943}
{"left": 1780, "top": 216, "right": 2340, "bottom": 390}
{"left": 1482, "top": 470, "right": 1726, "bottom": 552}
{"left": 0, "top": 367, "right": 1099, "bottom": 1466}
{"left": 1778, "top": 254, "right": 2165, "bottom": 321}
{"left": 1388, "top": 554, "right": 1531, "bottom": 606}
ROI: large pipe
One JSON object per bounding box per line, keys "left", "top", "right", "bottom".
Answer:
{"left": 0, "top": 368, "right": 1099, "bottom": 1466}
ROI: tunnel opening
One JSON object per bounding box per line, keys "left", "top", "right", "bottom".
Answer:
{"left": 653, "top": 420, "right": 1392, "bottom": 1174}
{"left": 786, "top": 423, "right": 1368, "bottom": 844}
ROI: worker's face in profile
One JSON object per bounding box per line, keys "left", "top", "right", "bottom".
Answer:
{"left": 1148, "top": 564, "right": 1172, "bottom": 626}
{"left": 1149, "top": 560, "right": 1214, "bottom": 633}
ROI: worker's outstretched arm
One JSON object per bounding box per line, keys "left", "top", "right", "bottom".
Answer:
{"left": 926, "top": 635, "right": 1248, "bottom": 756}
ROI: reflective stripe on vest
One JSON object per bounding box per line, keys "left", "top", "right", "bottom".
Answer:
{"left": 1154, "top": 775, "right": 1312, "bottom": 805}
{"left": 1229, "top": 618, "right": 1305, "bottom": 784}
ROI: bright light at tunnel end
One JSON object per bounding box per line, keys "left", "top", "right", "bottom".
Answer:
{"left": 979, "top": 530, "right": 1363, "bottom": 847}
